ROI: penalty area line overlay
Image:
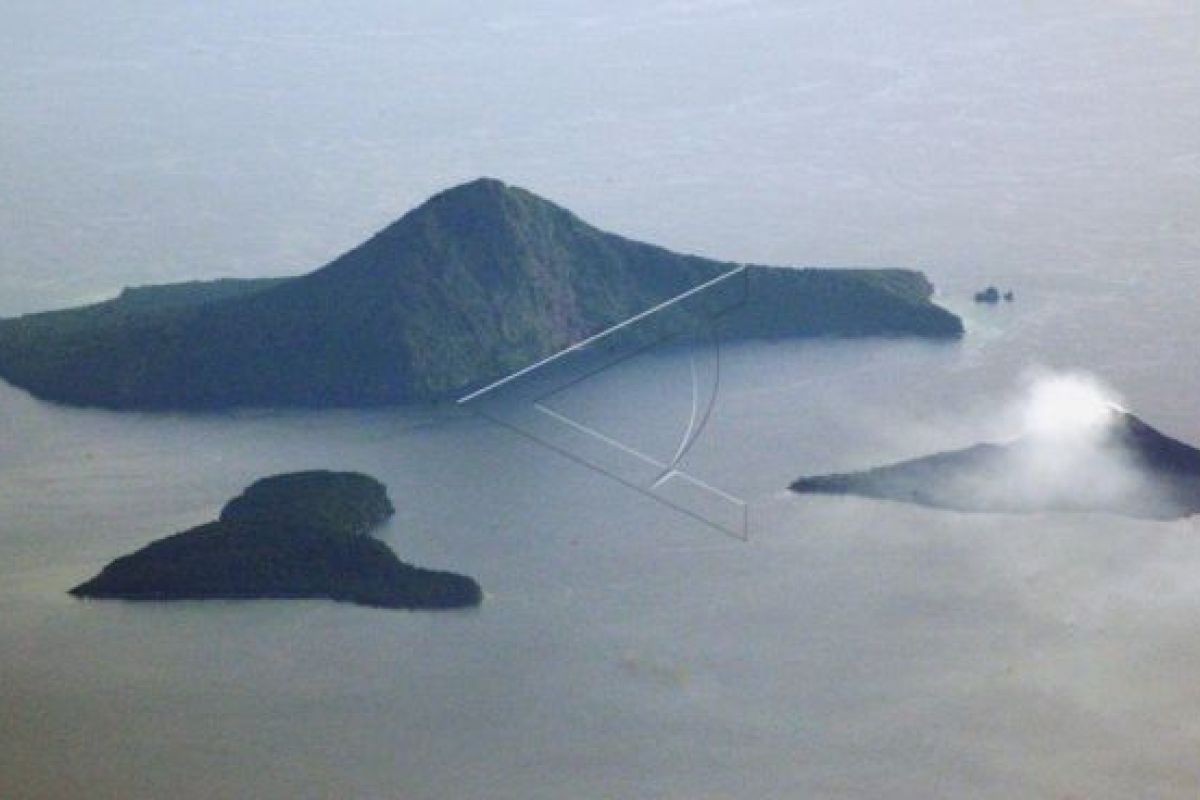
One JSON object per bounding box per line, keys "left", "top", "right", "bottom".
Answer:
{"left": 456, "top": 264, "right": 751, "bottom": 540}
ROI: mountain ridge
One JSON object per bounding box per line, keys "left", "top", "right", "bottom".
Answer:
{"left": 0, "top": 178, "right": 962, "bottom": 410}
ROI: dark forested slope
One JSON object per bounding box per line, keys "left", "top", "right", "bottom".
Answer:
{"left": 0, "top": 179, "right": 961, "bottom": 409}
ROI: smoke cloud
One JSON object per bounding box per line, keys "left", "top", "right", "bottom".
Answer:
{"left": 1018, "top": 371, "right": 1125, "bottom": 442}
{"left": 794, "top": 368, "right": 1188, "bottom": 520}
{"left": 953, "top": 370, "right": 1169, "bottom": 517}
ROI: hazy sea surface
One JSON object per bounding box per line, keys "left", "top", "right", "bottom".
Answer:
{"left": 2, "top": 2, "right": 1200, "bottom": 798}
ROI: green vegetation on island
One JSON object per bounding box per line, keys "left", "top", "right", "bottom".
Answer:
{"left": 0, "top": 179, "right": 962, "bottom": 410}
{"left": 725, "top": 266, "right": 961, "bottom": 340}
{"left": 70, "top": 471, "right": 483, "bottom": 609}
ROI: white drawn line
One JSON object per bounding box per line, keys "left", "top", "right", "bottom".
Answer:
{"left": 457, "top": 265, "right": 747, "bottom": 404}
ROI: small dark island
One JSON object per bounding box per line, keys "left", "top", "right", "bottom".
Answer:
{"left": 791, "top": 411, "right": 1200, "bottom": 520}
{"left": 974, "top": 285, "right": 1014, "bottom": 304}
{"left": 70, "top": 471, "right": 482, "bottom": 609}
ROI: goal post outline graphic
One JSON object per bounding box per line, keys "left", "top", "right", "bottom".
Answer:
{"left": 458, "top": 266, "right": 751, "bottom": 540}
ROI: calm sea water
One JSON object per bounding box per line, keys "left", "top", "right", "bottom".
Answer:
{"left": 3, "top": 2, "right": 1199, "bottom": 798}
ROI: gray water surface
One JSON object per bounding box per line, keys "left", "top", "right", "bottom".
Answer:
{"left": 4, "top": 305, "right": 1200, "bottom": 799}
{"left": 3, "top": 1, "right": 1200, "bottom": 798}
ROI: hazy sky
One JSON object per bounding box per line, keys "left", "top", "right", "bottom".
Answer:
{"left": 1, "top": 1, "right": 1197, "bottom": 316}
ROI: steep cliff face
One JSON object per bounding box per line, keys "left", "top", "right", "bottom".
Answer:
{"left": 0, "top": 178, "right": 961, "bottom": 410}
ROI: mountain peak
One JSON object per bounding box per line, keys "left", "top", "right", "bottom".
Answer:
{"left": 443, "top": 176, "right": 510, "bottom": 193}
{"left": 0, "top": 180, "right": 963, "bottom": 410}
{"left": 428, "top": 176, "right": 512, "bottom": 203}
{"left": 423, "top": 176, "right": 550, "bottom": 214}
{"left": 378, "top": 177, "right": 570, "bottom": 241}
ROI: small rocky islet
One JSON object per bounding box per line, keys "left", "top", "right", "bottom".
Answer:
{"left": 973, "top": 285, "right": 1014, "bottom": 304}
{"left": 70, "top": 471, "right": 482, "bottom": 610}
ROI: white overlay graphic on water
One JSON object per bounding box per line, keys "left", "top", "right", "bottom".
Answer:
{"left": 459, "top": 266, "right": 750, "bottom": 539}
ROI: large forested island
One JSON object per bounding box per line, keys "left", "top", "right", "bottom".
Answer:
{"left": 0, "top": 178, "right": 961, "bottom": 410}
{"left": 791, "top": 410, "right": 1200, "bottom": 520}
{"left": 70, "top": 471, "right": 483, "bottom": 609}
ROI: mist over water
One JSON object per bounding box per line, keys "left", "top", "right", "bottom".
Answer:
{"left": 3, "top": 1, "right": 1200, "bottom": 798}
